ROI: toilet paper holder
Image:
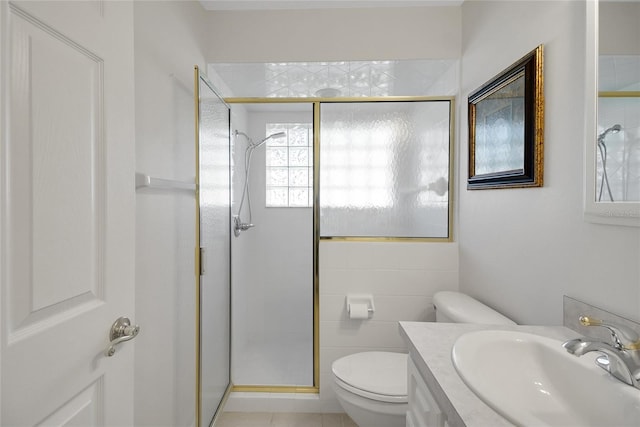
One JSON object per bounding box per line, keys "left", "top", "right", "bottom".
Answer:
{"left": 346, "top": 294, "right": 375, "bottom": 319}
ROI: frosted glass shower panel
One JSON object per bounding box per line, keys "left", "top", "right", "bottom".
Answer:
{"left": 319, "top": 101, "right": 451, "bottom": 238}
{"left": 198, "top": 74, "right": 231, "bottom": 427}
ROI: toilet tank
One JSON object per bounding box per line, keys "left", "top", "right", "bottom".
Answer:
{"left": 433, "top": 291, "right": 516, "bottom": 325}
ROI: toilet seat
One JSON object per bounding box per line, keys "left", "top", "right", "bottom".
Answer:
{"left": 332, "top": 352, "right": 408, "bottom": 404}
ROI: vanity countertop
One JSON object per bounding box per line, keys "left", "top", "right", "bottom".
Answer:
{"left": 399, "top": 321, "right": 580, "bottom": 427}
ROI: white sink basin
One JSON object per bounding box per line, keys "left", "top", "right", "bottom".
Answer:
{"left": 452, "top": 330, "right": 640, "bottom": 426}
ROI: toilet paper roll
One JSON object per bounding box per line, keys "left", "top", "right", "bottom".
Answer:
{"left": 349, "top": 303, "right": 369, "bottom": 320}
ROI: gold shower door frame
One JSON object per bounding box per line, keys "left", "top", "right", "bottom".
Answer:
{"left": 195, "top": 67, "right": 233, "bottom": 426}
{"left": 225, "top": 96, "right": 455, "bottom": 394}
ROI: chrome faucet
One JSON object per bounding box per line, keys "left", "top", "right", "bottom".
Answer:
{"left": 563, "top": 316, "right": 640, "bottom": 389}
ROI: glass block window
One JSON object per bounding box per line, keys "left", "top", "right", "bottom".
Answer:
{"left": 265, "top": 123, "right": 313, "bottom": 207}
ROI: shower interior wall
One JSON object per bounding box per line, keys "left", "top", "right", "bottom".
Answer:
{"left": 231, "top": 106, "right": 314, "bottom": 387}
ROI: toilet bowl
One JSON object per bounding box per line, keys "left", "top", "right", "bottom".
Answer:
{"left": 331, "top": 291, "right": 516, "bottom": 427}
{"left": 332, "top": 352, "right": 407, "bottom": 427}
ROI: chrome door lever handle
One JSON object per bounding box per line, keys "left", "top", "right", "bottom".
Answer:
{"left": 105, "top": 316, "right": 140, "bottom": 357}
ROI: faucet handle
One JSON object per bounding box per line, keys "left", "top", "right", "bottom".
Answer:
{"left": 579, "top": 316, "right": 640, "bottom": 351}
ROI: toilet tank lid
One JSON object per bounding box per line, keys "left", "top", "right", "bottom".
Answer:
{"left": 433, "top": 291, "right": 516, "bottom": 325}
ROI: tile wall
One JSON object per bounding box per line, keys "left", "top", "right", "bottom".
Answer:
{"left": 318, "top": 240, "right": 459, "bottom": 410}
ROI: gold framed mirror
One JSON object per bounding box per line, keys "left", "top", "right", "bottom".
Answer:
{"left": 468, "top": 45, "right": 544, "bottom": 190}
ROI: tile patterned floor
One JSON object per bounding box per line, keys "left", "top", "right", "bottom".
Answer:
{"left": 216, "top": 412, "right": 358, "bottom": 427}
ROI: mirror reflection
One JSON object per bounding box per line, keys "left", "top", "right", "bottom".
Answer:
{"left": 597, "top": 1, "right": 640, "bottom": 202}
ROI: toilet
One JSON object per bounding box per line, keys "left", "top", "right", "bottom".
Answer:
{"left": 331, "top": 291, "right": 516, "bottom": 427}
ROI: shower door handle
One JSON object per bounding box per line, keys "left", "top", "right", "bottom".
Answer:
{"left": 105, "top": 316, "right": 140, "bottom": 357}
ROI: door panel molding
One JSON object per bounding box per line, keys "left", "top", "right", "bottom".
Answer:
{"left": 7, "top": 4, "right": 106, "bottom": 340}
{"left": 35, "top": 377, "right": 105, "bottom": 427}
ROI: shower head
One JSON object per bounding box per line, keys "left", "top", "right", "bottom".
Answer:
{"left": 598, "top": 124, "right": 622, "bottom": 144}
{"left": 251, "top": 132, "right": 286, "bottom": 149}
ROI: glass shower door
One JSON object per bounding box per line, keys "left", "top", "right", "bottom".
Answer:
{"left": 196, "top": 68, "right": 231, "bottom": 427}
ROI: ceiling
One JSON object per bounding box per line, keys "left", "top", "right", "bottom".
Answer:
{"left": 203, "top": 0, "right": 463, "bottom": 98}
{"left": 200, "top": 0, "right": 463, "bottom": 11}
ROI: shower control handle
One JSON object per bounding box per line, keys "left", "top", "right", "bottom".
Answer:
{"left": 105, "top": 317, "right": 140, "bottom": 357}
{"left": 233, "top": 216, "right": 254, "bottom": 236}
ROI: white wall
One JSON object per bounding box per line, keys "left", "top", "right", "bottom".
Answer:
{"left": 207, "top": 6, "right": 461, "bottom": 62}
{"left": 133, "top": 1, "right": 210, "bottom": 425}
{"left": 458, "top": 1, "right": 640, "bottom": 325}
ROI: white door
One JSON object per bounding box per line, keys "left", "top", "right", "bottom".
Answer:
{"left": 0, "top": 1, "right": 136, "bottom": 426}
